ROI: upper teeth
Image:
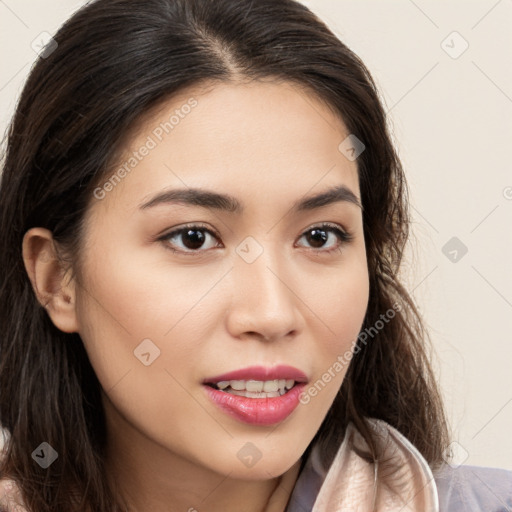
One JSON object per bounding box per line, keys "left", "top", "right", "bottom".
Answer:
{"left": 215, "top": 379, "right": 295, "bottom": 392}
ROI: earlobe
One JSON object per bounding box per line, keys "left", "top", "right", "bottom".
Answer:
{"left": 22, "top": 227, "right": 79, "bottom": 333}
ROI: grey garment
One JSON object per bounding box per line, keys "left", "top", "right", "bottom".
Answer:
{"left": 433, "top": 464, "right": 512, "bottom": 511}
{"left": 286, "top": 457, "right": 323, "bottom": 512}
{"left": 286, "top": 447, "right": 512, "bottom": 512}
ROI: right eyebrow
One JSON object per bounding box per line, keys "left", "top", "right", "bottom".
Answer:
{"left": 139, "top": 188, "right": 242, "bottom": 213}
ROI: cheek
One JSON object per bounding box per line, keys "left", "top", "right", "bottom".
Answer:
{"left": 299, "top": 254, "right": 369, "bottom": 398}
{"left": 74, "top": 238, "right": 215, "bottom": 394}
{"left": 305, "top": 256, "right": 369, "bottom": 351}
{"left": 77, "top": 231, "right": 220, "bottom": 337}
{"left": 295, "top": 285, "right": 368, "bottom": 425}
{"left": 74, "top": 248, "right": 212, "bottom": 443}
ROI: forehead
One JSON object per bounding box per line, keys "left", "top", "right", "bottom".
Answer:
{"left": 91, "top": 79, "right": 360, "bottom": 216}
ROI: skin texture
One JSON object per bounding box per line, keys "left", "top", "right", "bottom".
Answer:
{"left": 22, "top": 80, "right": 370, "bottom": 512}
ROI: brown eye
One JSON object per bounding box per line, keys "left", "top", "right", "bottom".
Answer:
{"left": 304, "top": 227, "right": 329, "bottom": 248}
{"left": 160, "top": 225, "right": 221, "bottom": 254}
{"left": 297, "top": 223, "right": 353, "bottom": 253}
{"left": 177, "top": 228, "right": 207, "bottom": 250}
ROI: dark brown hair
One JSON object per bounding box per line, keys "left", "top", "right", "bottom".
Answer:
{"left": 0, "top": 0, "right": 450, "bottom": 510}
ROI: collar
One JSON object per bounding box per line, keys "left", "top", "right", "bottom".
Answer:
{"left": 286, "top": 418, "right": 439, "bottom": 512}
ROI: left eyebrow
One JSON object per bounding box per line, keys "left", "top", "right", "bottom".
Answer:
{"left": 138, "top": 184, "right": 362, "bottom": 213}
{"left": 294, "top": 185, "right": 363, "bottom": 212}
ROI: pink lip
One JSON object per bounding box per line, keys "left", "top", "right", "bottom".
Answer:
{"left": 202, "top": 364, "right": 308, "bottom": 384}
{"left": 203, "top": 382, "right": 306, "bottom": 426}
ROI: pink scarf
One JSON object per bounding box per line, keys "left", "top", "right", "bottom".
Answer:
{"left": 300, "top": 418, "right": 439, "bottom": 511}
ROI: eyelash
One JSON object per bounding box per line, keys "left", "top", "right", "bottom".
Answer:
{"left": 157, "top": 222, "right": 353, "bottom": 256}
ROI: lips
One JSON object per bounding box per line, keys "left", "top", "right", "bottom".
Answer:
{"left": 202, "top": 364, "right": 309, "bottom": 385}
{"left": 203, "top": 381, "right": 307, "bottom": 425}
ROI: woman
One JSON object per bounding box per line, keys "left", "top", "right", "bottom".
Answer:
{"left": 0, "top": 0, "right": 510, "bottom": 510}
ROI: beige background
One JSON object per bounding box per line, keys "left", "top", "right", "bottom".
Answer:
{"left": 1, "top": 0, "right": 511, "bottom": 470}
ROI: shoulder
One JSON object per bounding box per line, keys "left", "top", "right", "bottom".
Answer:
{"left": 0, "top": 430, "right": 28, "bottom": 512}
{"left": 0, "top": 478, "right": 28, "bottom": 512}
{"left": 368, "top": 419, "right": 512, "bottom": 511}
{"left": 433, "top": 463, "right": 512, "bottom": 511}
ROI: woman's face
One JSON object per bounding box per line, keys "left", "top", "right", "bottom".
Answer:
{"left": 74, "top": 80, "right": 369, "bottom": 480}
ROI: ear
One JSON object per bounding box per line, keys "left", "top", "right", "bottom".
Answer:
{"left": 22, "top": 227, "right": 79, "bottom": 333}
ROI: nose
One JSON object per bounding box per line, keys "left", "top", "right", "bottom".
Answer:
{"left": 225, "top": 246, "right": 302, "bottom": 342}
